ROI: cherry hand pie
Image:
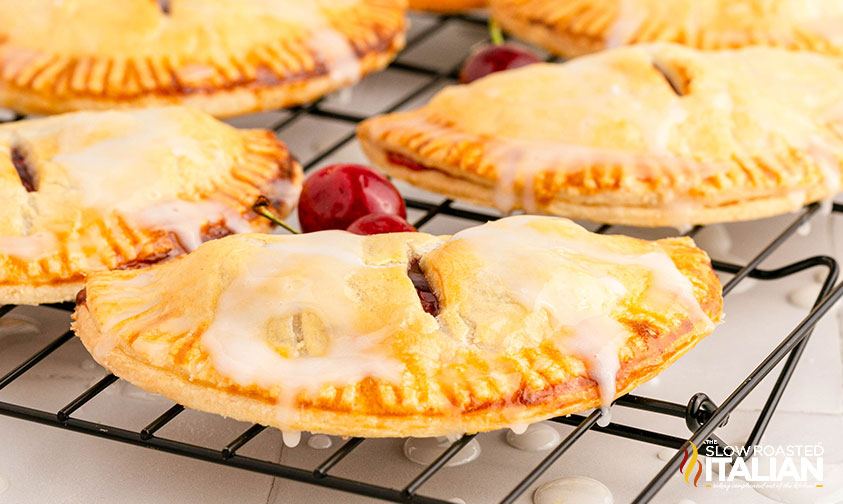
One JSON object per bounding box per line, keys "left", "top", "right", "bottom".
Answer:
{"left": 0, "top": 0, "right": 406, "bottom": 117}
{"left": 73, "top": 215, "right": 722, "bottom": 438}
{"left": 491, "top": 0, "right": 843, "bottom": 58}
{"left": 0, "top": 106, "right": 302, "bottom": 305}
{"left": 358, "top": 43, "right": 843, "bottom": 227}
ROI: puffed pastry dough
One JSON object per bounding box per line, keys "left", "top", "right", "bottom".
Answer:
{"left": 491, "top": 0, "right": 843, "bottom": 58}
{"left": 0, "top": 0, "right": 406, "bottom": 117}
{"left": 358, "top": 43, "right": 843, "bottom": 227}
{"left": 73, "top": 215, "right": 722, "bottom": 438}
{"left": 0, "top": 106, "right": 302, "bottom": 306}
{"left": 409, "top": 0, "right": 486, "bottom": 12}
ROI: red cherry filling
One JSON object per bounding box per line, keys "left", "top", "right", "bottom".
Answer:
{"left": 386, "top": 151, "right": 428, "bottom": 172}
{"left": 408, "top": 259, "right": 439, "bottom": 316}
{"left": 201, "top": 221, "right": 234, "bottom": 242}
{"left": 11, "top": 145, "right": 36, "bottom": 192}
{"left": 346, "top": 213, "right": 416, "bottom": 235}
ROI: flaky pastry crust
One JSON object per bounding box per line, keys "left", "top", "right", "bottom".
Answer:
{"left": 0, "top": 106, "right": 302, "bottom": 305}
{"left": 409, "top": 0, "right": 486, "bottom": 12}
{"left": 358, "top": 44, "right": 843, "bottom": 227}
{"left": 491, "top": 0, "right": 843, "bottom": 58}
{"left": 0, "top": 0, "right": 406, "bottom": 117}
{"left": 73, "top": 216, "right": 722, "bottom": 438}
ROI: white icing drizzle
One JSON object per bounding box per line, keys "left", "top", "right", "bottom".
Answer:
{"left": 657, "top": 448, "right": 675, "bottom": 461}
{"left": 0, "top": 232, "right": 58, "bottom": 260}
{"left": 306, "top": 434, "right": 333, "bottom": 450}
{"left": 0, "top": 108, "right": 257, "bottom": 260}
{"left": 505, "top": 422, "right": 561, "bottom": 451}
{"left": 308, "top": 28, "right": 360, "bottom": 85}
{"left": 447, "top": 499, "right": 466, "bottom": 504}
{"left": 200, "top": 231, "right": 405, "bottom": 419}
{"left": 797, "top": 221, "right": 812, "bottom": 237}
{"left": 509, "top": 424, "right": 528, "bottom": 435}
{"left": 281, "top": 430, "right": 301, "bottom": 448}
{"left": 605, "top": 0, "right": 645, "bottom": 48}
{"left": 132, "top": 200, "right": 251, "bottom": 252}
{"left": 533, "top": 476, "right": 613, "bottom": 504}
{"left": 402, "top": 437, "right": 481, "bottom": 467}
{"left": 450, "top": 216, "right": 712, "bottom": 412}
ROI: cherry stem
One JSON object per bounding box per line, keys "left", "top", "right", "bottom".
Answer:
{"left": 489, "top": 19, "right": 505, "bottom": 45}
{"left": 252, "top": 196, "right": 300, "bottom": 234}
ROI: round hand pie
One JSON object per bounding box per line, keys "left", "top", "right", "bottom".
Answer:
{"left": 0, "top": 106, "right": 302, "bottom": 305}
{"left": 73, "top": 216, "right": 722, "bottom": 438}
{"left": 358, "top": 43, "right": 843, "bottom": 227}
{"left": 0, "top": 0, "right": 406, "bottom": 117}
{"left": 491, "top": 0, "right": 843, "bottom": 58}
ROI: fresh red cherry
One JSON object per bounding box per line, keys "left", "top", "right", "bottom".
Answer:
{"left": 346, "top": 213, "right": 416, "bottom": 235}
{"left": 298, "top": 164, "right": 406, "bottom": 232}
{"left": 460, "top": 43, "right": 542, "bottom": 84}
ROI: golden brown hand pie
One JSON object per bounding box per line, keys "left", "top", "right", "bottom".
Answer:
{"left": 73, "top": 215, "right": 722, "bottom": 438}
{"left": 409, "top": 0, "right": 486, "bottom": 12}
{"left": 358, "top": 43, "right": 843, "bottom": 227}
{"left": 491, "top": 0, "right": 843, "bottom": 58}
{"left": 0, "top": 106, "right": 302, "bottom": 306}
{"left": 0, "top": 0, "right": 406, "bottom": 117}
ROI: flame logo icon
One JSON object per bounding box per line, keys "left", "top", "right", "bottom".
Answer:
{"left": 678, "top": 441, "right": 703, "bottom": 487}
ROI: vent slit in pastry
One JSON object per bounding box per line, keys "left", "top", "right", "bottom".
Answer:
{"left": 10, "top": 140, "right": 37, "bottom": 192}
{"left": 408, "top": 258, "right": 440, "bottom": 316}
{"left": 73, "top": 216, "right": 722, "bottom": 437}
{"left": 156, "top": 0, "right": 171, "bottom": 15}
{"left": 650, "top": 60, "right": 684, "bottom": 97}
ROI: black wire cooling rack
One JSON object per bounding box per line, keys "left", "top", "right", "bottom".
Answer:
{"left": 2, "top": 12, "right": 843, "bottom": 504}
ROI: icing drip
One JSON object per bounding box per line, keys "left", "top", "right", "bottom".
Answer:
{"left": 132, "top": 200, "right": 251, "bottom": 252}
{"left": 787, "top": 284, "right": 821, "bottom": 310}
{"left": 306, "top": 434, "right": 333, "bottom": 450}
{"left": 200, "top": 231, "right": 406, "bottom": 414}
{"left": 281, "top": 430, "right": 301, "bottom": 448}
{"left": 308, "top": 28, "right": 360, "bottom": 85}
{"left": 657, "top": 448, "right": 675, "bottom": 461}
{"left": 505, "top": 422, "right": 561, "bottom": 451}
{"left": 533, "top": 476, "right": 613, "bottom": 504}
{"left": 509, "top": 424, "right": 528, "bottom": 435}
{"left": 605, "top": 0, "right": 646, "bottom": 48}
{"left": 0, "top": 232, "right": 58, "bottom": 260}
{"left": 403, "top": 437, "right": 481, "bottom": 467}
{"left": 450, "top": 216, "right": 711, "bottom": 412}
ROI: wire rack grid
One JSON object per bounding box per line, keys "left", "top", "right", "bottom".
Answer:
{"left": 1, "top": 11, "right": 842, "bottom": 504}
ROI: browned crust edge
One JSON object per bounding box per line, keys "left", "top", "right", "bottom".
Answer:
{"left": 490, "top": 0, "right": 843, "bottom": 59}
